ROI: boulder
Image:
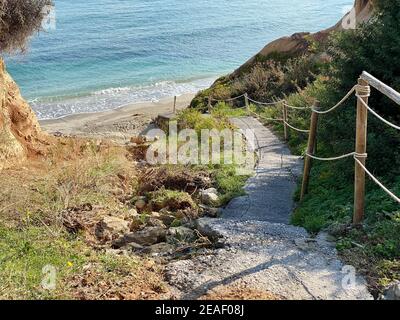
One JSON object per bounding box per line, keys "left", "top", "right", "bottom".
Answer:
{"left": 167, "top": 226, "right": 196, "bottom": 243}
{"left": 199, "top": 205, "right": 222, "bottom": 218}
{"left": 95, "top": 216, "right": 130, "bottom": 240}
{"left": 200, "top": 188, "right": 220, "bottom": 206}
{"left": 195, "top": 218, "right": 222, "bottom": 242}
{"left": 112, "top": 226, "right": 167, "bottom": 248}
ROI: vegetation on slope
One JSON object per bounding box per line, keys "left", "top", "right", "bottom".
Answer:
{"left": 191, "top": 0, "right": 400, "bottom": 296}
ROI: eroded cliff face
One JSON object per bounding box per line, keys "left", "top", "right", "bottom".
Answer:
{"left": 235, "top": 0, "right": 374, "bottom": 75}
{"left": 0, "top": 59, "right": 47, "bottom": 170}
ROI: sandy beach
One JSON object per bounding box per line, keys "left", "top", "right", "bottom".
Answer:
{"left": 40, "top": 93, "right": 195, "bottom": 143}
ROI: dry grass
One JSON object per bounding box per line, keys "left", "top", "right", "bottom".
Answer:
{"left": 0, "top": 137, "right": 170, "bottom": 300}
{"left": 0, "top": 137, "right": 137, "bottom": 228}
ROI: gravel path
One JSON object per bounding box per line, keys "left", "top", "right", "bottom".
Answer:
{"left": 166, "top": 117, "right": 372, "bottom": 300}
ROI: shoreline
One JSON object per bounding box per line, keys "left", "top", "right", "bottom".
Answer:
{"left": 40, "top": 93, "right": 195, "bottom": 143}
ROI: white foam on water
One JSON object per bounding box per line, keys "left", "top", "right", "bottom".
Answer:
{"left": 32, "top": 77, "right": 216, "bottom": 120}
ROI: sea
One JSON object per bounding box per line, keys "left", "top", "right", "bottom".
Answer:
{"left": 5, "top": 0, "right": 353, "bottom": 120}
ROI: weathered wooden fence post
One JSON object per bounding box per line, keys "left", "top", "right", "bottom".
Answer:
{"left": 173, "top": 96, "right": 177, "bottom": 114}
{"left": 300, "top": 101, "right": 320, "bottom": 200}
{"left": 282, "top": 102, "right": 288, "bottom": 141}
{"left": 353, "top": 78, "right": 370, "bottom": 224}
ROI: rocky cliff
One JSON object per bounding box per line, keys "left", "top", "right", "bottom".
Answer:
{"left": 0, "top": 59, "right": 47, "bottom": 170}
{"left": 234, "top": 0, "right": 373, "bottom": 75}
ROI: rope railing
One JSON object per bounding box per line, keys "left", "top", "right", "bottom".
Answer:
{"left": 210, "top": 93, "right": 246, "bottom": 103}
{"left": 305, "top": 151, "right": 367, "bottom": 162}
{"left": 283, "top": 102, "right": 310, "bottom": 110}
{"left": 247, "top": 96, "right": 284, "bottom": 106}
{"left": 357, "top": 97, "right": 400, "bottom": 131}
{"left": 206, "top": 72, "right": 400, "bottom": 224}
{"left": 354, "top": 156, "right": 400, "bottom": 204}
{"left": 247, "top": 108, "right": 284, "bottom": 122}
{"left": 310, "top": 85, "right": 358, "bottom": 114}
{"left": 284, "top": 121, "right": 310, "bottom": 133}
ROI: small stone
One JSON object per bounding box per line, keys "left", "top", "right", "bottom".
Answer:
{"left": 127, "top": 208, "right": 139, "bottom": 216}
{"left": 143, "top": 242, "right": 175, "bottom": 256}
{"left": 95, "top": 216, "right": 130, "bottom": 240}
{"left": 147, "top": 217, "right": 167, "bottom": 229}
{"left": 135, "top": 198, "right": 147, "bottom": 210}
{"left": 158, "top": 213, "right": 177, "bottom": 227}
{"left": 200, "top": 188, "right": 220, "bottom": 206}
{"left": 112, "top": 226, "right": 167, "bottom": 248}
{"left": 151, "top": 212, "right": 161, "bottom": 218}
{"left": 195, "top": 218, "right": 221, "bottom": 241}
{"left": 121, "top": 242, "right": 145, "bottom": 252}
{"left": 167, "top": 226, "right": 196, "bottom": 243}
{"left": 200, "top": 205, "right": 222, "bottom": 218}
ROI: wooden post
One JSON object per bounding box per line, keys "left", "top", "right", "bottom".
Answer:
{"left": 300, "top": 101, "right": 320, "bottom": 201}
{"left": 173, "top": 96, "right": 177, "bottom": 114}
{"left": 244, "top": 93, "right": 249, "bottom": 111}
{"left": 353, "top": 78, "right": 370, "bottom": 224}
{"left": 282, "top": 103, "right": 288, "bottom": 141}
{"left": 208, "top": 96, "right": 212, "bottom": 113}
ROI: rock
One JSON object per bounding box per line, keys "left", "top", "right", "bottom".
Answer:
{"left": 167, "top": 226, "right": 196, "bottom": 243}
{"left": 143, "top": 242, "right": 175, "bottom": 256}
{"left": 125, "top": 208, "right": 139, "bottom": 218}
{"left": 95, "top": 216, "right": 130, "bottom": 240}
{"left": 294, "top": 238, "right": 318, "bottom": 251}
{"left": 200, "top": 188, "right": 220, "bottom": 206}
{"left": 112, "top": 227, "right": 167, "bottom": 248}
{"left": 151, "top": 212, "right": 161, "bottom": 219}
{"left": 0, "top": 59, "right": 48, "bottom": 171}
{"left": 151, "top": 210, "right": 177, "bottom": 227}
{"left": 195, "top": 218, "right": 222, "bottom": 241}
{"left": 158, "top": 213, "right": 177, "bottom": 227}
{"left": 147, "top": 217, "right": 167, "bottom": 229}
{"left": 203, "top": 187, "right": 218, "bottom": 194}
{"left": 380, "top": 281, "right": 400, "bottom": 300}
{"left": 121, "top": 242, "right": 145, "bottom": 252}
{"left": 199, "top": 205, "right": 222, "bottom": 218}
{"left": 135, "top": 197, "right": 147, "bottom": 211}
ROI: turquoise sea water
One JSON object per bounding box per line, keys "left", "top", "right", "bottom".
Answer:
{"left": 6, "top": 0, "right": 352, "bottom": 119}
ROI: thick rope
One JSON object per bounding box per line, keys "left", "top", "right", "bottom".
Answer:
{"left": 354, "top": 157, "right": 400, "bottom": 204}
{"left": 247, "top": 96, "right": 284, "bottom": 106}
{"left": 247, "top": 108, "right": 284, "bottom": 122}
{"left": 284, "top": 121, "right": 310, "bottom": 133}
{"left": 357, "top": 97, "right": 400, "bottom": 131}
{"left": 283, "top": 102, "right": 310, "bottom": 110}
{"left": 305, "top": 151, "right": 367, "bottom": 162}
{"left": 311, "top": 85, "right": 357, "bottom": 114}
{"left": 211, "top": 94, "right": 246, "bottom": 103}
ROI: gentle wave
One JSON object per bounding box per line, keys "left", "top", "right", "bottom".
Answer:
{"left": 32, "top": 77, "right": 216, "bottom": 120}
